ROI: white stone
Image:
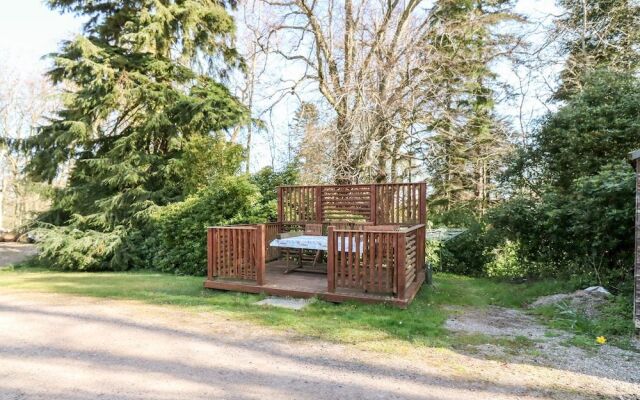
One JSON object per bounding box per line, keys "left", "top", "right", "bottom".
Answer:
{"left": 255, "top": 296, "right": 312, "bottom": 310}
{"left": 583, "top": 286, "right": 611, "bottom": 296}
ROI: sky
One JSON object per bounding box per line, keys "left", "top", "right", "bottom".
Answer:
{"left": 0, "top": 0, "right": 83, "bottom": 74}
{"left": 0, "top": 0, "right": 562, "bottom": 173}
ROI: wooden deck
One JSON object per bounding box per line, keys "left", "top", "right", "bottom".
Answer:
{"left": 204, "top": 259, "right": 425, "bottom": 308}
{"left": 205, "top": 183, "right": 428, "bottom": 308}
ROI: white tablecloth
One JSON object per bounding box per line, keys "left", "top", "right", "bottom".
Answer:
{"left": 269, "top": 235, "right": 328, "bottom": 251}
{"left": 269, "top": 235, "right": 363, "bottom": 252}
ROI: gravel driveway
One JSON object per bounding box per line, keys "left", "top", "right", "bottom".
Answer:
{"left": 0, "top": 242, "right": 37, "bottom": 268}
{"left": 0, "top": 291, "right": 638, "bottom": 400}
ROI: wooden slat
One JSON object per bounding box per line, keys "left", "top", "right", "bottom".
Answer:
{"left": 355, "top": 231, "right": 361, "bottom": 288}
{"left": 277, "top": 182, "right": 425, "bottom": 227}
{"left": 340, "top": 233, "right": 346, "bottom": 287}
{"left": 256, "top": 224, "right": 265, "bottom": 285}
{"left": 327, "top": 226, "right": 335, "bottom": 292}
{"left": 397, "top": 233, "right": 406, "bottom": 299}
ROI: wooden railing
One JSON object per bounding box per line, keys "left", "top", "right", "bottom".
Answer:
{"left": 397, "top": 224, "right": 425, "bottom": 298}
{"left": 207, "top": 225, "right": 265, "bottom": 285}
{"left": 265, "top": 222, "right": 281, "bottom": 262}
{"left": 327, "top": 224, "right": 426, "bottom": 298}
{"left": 375, "top": 184, "right": 426, "bottom": 225}
{"left": 278, "top": 182, "right": 427, "bottom": 226}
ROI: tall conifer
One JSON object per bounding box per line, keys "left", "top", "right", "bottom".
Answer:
{"left": 427, "top": 0, "right": 516, "bottom": 215}
{"left": 26, "top": 0, "right": 247, "bottom": 230}
{"left": 23, "top": 1, "right": 247, "bottom": 269}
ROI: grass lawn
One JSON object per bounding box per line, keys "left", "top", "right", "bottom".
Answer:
{"left": 0, "top": 264, "right": 586, "bottom": 352}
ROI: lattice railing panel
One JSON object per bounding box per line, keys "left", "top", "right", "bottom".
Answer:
{"left": 328, "top": 229, "right": 397, "bottom": 294}
{"left": 207, "top": 225, "right": 265, "bottom": 284}
{"left": 280, "top": 186, "right": 318, "bottom": 223}
{"left": 375, "top": 184, "right": 424, "bottom": 225}
{"left": 321, "top": 185, "right": 371, "bottom": 222}
{"left": 278, "top": 183, "right": 426, "bottom": 226}
{"left": 327, "top": 224, "right": 426, "bottom": 298}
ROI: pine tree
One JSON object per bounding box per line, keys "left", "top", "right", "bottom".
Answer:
{"left": 26, "top": 0, "right": 247, "bottom": 230}
{"left": 291, "top": 102, "right": 334, "bottom": 184}
{"left": 23, "top": 0, "right": 247, "bottom": 269}
{"left": 426, "top": 0, "right": 515, "bottom": 215}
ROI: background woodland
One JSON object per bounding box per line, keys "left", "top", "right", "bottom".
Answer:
{"left": 0, "top": 0, "right": 638, "bottom": 294}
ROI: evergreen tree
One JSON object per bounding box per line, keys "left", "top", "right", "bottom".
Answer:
{"left": 427, "top": 0, "right": 516, "bottom": 215}
{"left": 26, "top": 0, "right": 247, "bottom": 230}
{"left": 525, "top": 71, "right": 640, "bottom": 191}
{"left": 287, "top": 102, "right": 318, "bottom": 164}
{"left": 24, "top": 0, "right": 247, "bottom": 269}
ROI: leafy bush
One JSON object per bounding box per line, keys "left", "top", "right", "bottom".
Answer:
{"left": 429, "top": 206, "right": 479, "bottom": 228}
{"left": 33, "top": 225, "right": 131, "bottom": 271}
{"left": 484, "top": 240, "right": 525, "bottom": 279}
{"left": 134, "top": 175, "right": 264, "bottom": 275}
{"left": 510, "top": 70, "right": 640, "bottom": 191}
{"left": 436, "top": 220, "right": 496, "bottom": 276}
{"left": 32, "top": 170, "right": 296, "bottom": 274}
{"left": 490, "top": 161, "right": 635, "bottom": 287}
{"left": 249, "top": 163, "right": 299, "bottom": 221}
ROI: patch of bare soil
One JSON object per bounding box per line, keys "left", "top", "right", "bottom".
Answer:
{"left": 0, "top": 242, "right": 37, "bottom": 268}
{"left": 0, "top": 291, "right": 639, "bottom": 399}
{"left": 445, "top": 305, "right": 640, "bottom": 388}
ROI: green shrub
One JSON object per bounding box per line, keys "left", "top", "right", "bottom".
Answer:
{"left": 490, "top": 161, "right": 635, "bottom": 287}
{"left": 133, "top": 175, "right": 265, "bottom": 275}
{"left": 436, "top": 221, "right": 495, "bottom": 276}
{"left": 33, "top": 225, "right": 131, "bottom": 271}
{"left": 485, "top": 240, "right": 522, "bottom": 279}
{"left": 429, "top": 207, "right": 478, "bottom": 228}
{"left": 250, "top": 163, "right": 299, "bottom": 221}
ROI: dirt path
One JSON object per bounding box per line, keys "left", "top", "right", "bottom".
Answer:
{"left": 0, "top": 291, "right": 639, "bottom": 400}
{"left": 0, "top": 242, "right": 37, "bottom": 268}
{"left": 446, "top": 305, "right": 640, "bottom": 384}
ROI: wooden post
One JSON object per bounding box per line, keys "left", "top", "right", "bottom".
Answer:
{"left": 629, "top": 151, "right": 640, "bottom": 330}
{"left": 635, "top": 158, "right": 640, "bottom": 329}
{"left": 327, "top": 226, "right": 335, "bottom": 292}
{"left": 277, "top": 187, "right": 284, "bottom": 223}
{"left": 419, "top": 182, "right": 427, "bottom": 225}
{"left": 420, "top": 225, "right": 426, "bottom": 271}
{"left": 397, "top": 232, "right": 406, "bottom": 300}
{"left": 370, "top": 184, "right": 377, "bottom": 225}
{"left": 315, "top": 186, "right": 322, "bottom": 223}
{"left": 256, "top": 224, "right": 266, "bottom": 286}
{"left": 207, "top": 228, "right": 214, "bottom": 280}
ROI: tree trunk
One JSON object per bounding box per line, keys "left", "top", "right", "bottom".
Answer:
{"left": 333, "top": 106, "right": 353, "bottom": 184}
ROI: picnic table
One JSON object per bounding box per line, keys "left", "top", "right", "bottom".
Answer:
{"left": 269, "top": 235, "right": 327, "bottom": 274}
{"left": 269, "top": 234, "right": 365, "bottom": 274}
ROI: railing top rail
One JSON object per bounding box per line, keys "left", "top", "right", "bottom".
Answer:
{"left": 207, "top": 225, "right": 259, "bottom": 230}
{"left": 329, "top": 228, "right": 402, "bottom": 234}
{"left": 402, "top": 224, "right": 426, "bottom": 233}
{"left": 278, "top": 182, "right": 426, "bottom": 189}
{"left": 328, "top": 223, "right": 425, "bottom": 234}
